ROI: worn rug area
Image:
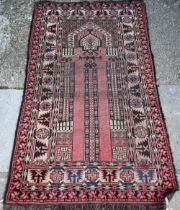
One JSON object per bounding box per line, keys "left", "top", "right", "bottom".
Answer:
{"left": 5, "top": 1, "right": 177, "bottom": 209}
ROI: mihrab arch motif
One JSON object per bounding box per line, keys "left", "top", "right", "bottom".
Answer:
{"left": 67, "top": 22, "right": 113, "bottom": 49}
{"left": 80, "top": 34, "right": 101, "bottom": 51}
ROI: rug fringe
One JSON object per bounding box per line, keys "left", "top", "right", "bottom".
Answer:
{"left": 37, "top": 0, "right": 144, "bottom": 3}
{"left": 3, "top": 203, "right": 165, "bottom": 210}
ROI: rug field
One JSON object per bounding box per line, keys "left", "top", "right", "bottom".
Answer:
{"left": 5, "top": 1, "right": 177, "bottom": 209}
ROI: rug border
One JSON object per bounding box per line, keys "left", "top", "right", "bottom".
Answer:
{"left": 4, "top": 0, "right": 178, "bottom": 205}
{"left": 139, "top": 0, "right": 178, "bottom": 195}
{"left": 4, "top": 2, "right": 44, "bottom": 204}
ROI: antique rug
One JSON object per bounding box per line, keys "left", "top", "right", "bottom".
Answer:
{"left": 5, "top": 1, "right": 177, "bottom": 209}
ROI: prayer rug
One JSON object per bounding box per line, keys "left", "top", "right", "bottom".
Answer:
{"left": 5, "top": 1, "right": 177, "bottom": 209}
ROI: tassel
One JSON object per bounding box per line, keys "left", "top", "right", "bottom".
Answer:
{"left": 165, "top": 197, "right": 174, "bottom": 210}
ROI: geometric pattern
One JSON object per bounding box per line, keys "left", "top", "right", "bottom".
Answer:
{"left": 5, "top": 1, "right": 177, "bottom": 206}
{"left": 112, "top": 146, "right": 128, "bottom": 161}
{"left": 56, "top": 147, "right": 72, "bottom": 161}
